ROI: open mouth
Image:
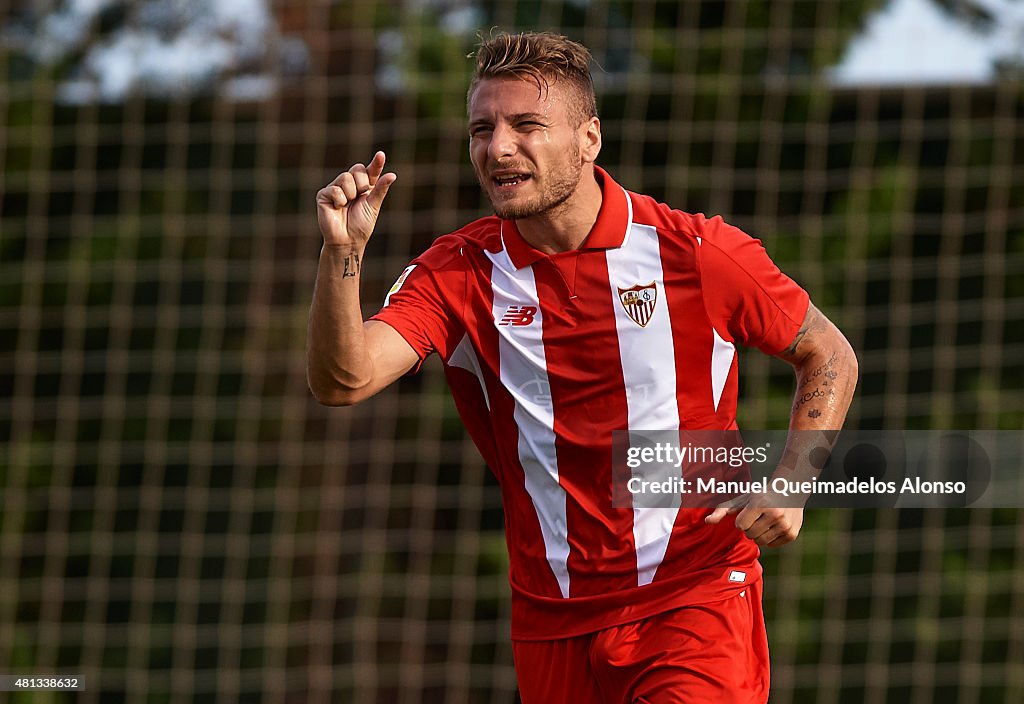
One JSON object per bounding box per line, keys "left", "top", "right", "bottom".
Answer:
{"left": 493, "top": 173, "right": 531, "bottom": 188}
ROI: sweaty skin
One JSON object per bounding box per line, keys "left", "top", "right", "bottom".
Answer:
{"left": 467, "top": 77, "right": 602, "bottom": 253}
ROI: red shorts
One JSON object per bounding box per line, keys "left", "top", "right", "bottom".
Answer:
{"left": 512, "top": 580, "right": 769, "bottom": 704}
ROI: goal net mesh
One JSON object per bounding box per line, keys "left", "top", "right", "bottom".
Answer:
{"left": 1, "top": 0, "right": 1023, "bottom": 702}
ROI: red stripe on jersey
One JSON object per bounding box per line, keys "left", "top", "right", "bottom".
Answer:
{"left": 465, "top": 248, "right": 569, "bottom": 600}
{"left": 644, "top": 209, "right": 758, "bottom": 584}
{"left": 654, "top": 225, "right": 738, "bottom": 429}
{"left": 532, "top": 253, "right": 639, "bottom": 597}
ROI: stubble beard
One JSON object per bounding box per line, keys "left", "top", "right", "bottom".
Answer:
{"left": 480, "top": 148, "right": 583, "bottom": 221}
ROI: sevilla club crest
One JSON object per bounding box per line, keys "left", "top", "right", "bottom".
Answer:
{"left": 618, "top": 282, "right": 657, "bottom": 327}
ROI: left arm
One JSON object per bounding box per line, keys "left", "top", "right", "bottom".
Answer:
{"left": 706, "top": 302, "right": 858, "bottom": 546}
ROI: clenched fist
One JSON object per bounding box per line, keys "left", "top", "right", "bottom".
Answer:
{"left": 316, "top": 151, "right": 397, "bottom": 252}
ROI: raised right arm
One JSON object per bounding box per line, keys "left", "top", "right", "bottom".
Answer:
{"left": 306, "top": 152, "right": 420, "bottom": 406}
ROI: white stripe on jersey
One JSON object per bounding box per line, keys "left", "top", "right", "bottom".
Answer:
{"left": 711, "top": 329, "right": 735, "bottom": 412}
{"left": 448, "top": 333, "right": 490, "bottom": 410}
{"left": 486, "top": 245, "right": 571, "bottom": 598}
{"left": 605, "top": 217, "right": 682, "bottom": 588}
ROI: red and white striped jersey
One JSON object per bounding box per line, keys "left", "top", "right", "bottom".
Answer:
{"left": 371, "top": 168, "right": 809, "bottom": 640}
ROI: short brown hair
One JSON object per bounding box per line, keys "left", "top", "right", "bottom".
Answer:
{"left": 468, "top": 31, "right": 598, "bottom": 126}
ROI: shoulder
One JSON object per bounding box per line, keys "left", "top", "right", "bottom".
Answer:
{"left": 628, "top": 191, "right": 771, "bottom": 268}
{"left": 412, "top": 215, "right": 503, "bottom": 271}
{"left": 627, "top": 191, "right": 730, "bottom": 246}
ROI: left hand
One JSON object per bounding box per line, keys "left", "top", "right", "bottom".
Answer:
{"left": 704, "top": 494, "right": 804, "bottom": 548}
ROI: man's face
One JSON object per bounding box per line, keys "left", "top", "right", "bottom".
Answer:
{"left": 468, "top": 76, "right": 595, "bottom": 220}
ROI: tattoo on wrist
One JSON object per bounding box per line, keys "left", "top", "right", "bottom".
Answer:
{"left": 342, "top": 252, "right": 360, "bottom": 278}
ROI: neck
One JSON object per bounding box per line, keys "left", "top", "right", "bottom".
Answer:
{"left": 516, "top": 168, "right": 603, "bottom": 254}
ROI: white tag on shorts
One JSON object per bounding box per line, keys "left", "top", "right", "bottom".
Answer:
{"left": 728, "top": 570, "right": 747, "bottom": 583}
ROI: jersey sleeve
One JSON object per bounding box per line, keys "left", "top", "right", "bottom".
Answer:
{"left": 697, "top": 216, "right": 810, "bottom": 355}
{"left": 369, "top": 245, "right": 466, "bottom": 371}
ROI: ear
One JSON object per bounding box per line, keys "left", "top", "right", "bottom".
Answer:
{"left": 579, "top": 117, "right": 602, "bottom": 164}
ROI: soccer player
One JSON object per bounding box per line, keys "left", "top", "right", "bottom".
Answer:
{"left": 307, "top": 31, "right": 857, "bottom": 704}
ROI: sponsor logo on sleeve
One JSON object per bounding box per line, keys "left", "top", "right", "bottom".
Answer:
{"left": 383, "top": 264, "right": 416, "bottom": 307}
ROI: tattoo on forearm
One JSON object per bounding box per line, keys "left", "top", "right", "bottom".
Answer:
{"left": 797, "top": 351, "right": 838, "bottom": 390}
{"left": 793, "top": 386, "right": 832, "bottom": 413}
{"left": 342, "top": 252, "right": 360, "bottom": 278}
{"left": 793, "top": 352, "right": 840, "bottom": 415}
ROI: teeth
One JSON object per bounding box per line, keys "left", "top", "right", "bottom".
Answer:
{"left": 495, "top": 174, "right": 526, "bottom": 185}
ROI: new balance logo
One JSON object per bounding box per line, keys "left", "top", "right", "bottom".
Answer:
{"left": 498, "top": 305, "right": 537, "bottom": 326}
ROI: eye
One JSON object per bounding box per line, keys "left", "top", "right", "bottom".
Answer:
{"left": 469, "top": 125, "right": 492, "bottom": 138}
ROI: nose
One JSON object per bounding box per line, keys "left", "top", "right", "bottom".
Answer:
{"left": 488, "top": 123, "right": 517, "bottom": 161}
